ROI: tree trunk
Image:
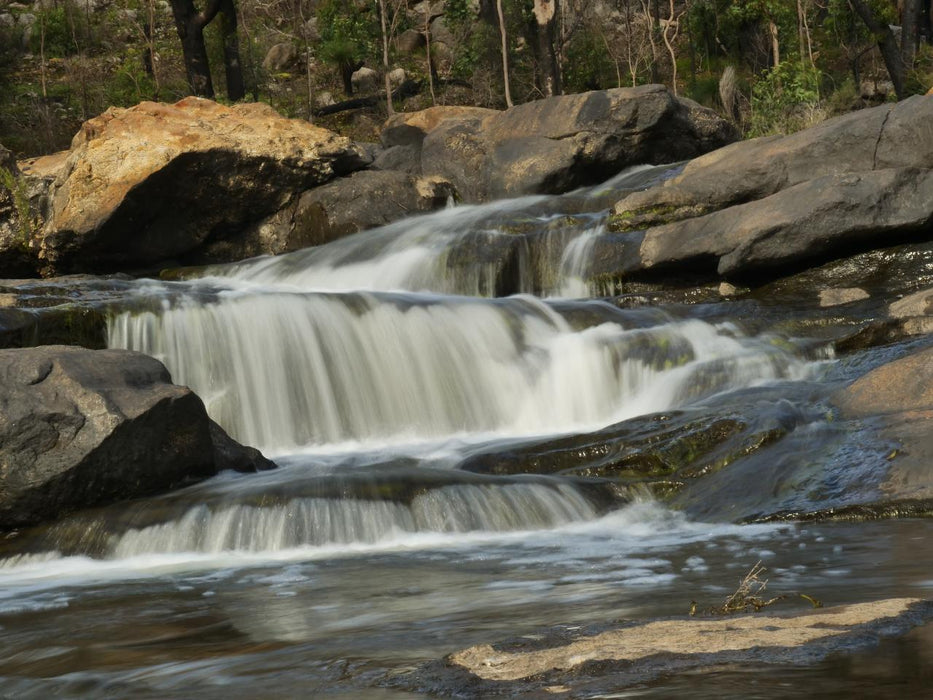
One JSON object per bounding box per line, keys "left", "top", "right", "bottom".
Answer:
{"left": 902, "top": 0, "right": 921, "bottom": 72}
{"left": 533, "top": 0, "right": 561, "bottom": 97}
{"left": 219, "top": 0, "right": 244, "bottom": 101}
{"left": 849, "top": 0, "right": 907, "bottom": 99}
{"left": 768, "top": 18, "right": 780, "bottom": 67}
{"left": 662, "top": 0, "right": 682, "bottom": 95}
{"left": 169, "top": 0, "right": 214, "bottom": 97}
{"left": 424, "top": 1, "right": 436, "bottom": 104}
{"left": 496, "top": 0, "right": 513, "bottom": 107}
{"left": 378, "top": 0, "right": 395, "bottom": 114}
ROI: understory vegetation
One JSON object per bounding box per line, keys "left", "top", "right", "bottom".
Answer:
{"left": 0, "top": 0, "right": 931, "bottom": 155}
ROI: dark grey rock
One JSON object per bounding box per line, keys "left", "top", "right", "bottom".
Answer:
{"left": 637, "top": 168, "right": 933, "bottom": 279}
{"left": 420, "top": 85, "right": 737, "bottom": 202}
{"left": 0, "top": 345, "right": 273, "bottom": 530}
{"left": 613, "top": 95, "right": 932, "bottom": 225}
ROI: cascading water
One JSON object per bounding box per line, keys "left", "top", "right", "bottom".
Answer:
{"left": 91, "top": 162, "right": 818, "bottom": 556}
{"left": 108, "top": 292, "right": 808, "bottom": 452}
{"left": 2, "top": 166, "right": 885, "bottom": 700}
{"left": 203, "top": 164, "right": 669, "bottom": 298}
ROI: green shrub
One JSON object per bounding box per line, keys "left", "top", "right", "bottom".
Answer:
{"left": 747, "top": 60, "right": 823, "bottom": 137}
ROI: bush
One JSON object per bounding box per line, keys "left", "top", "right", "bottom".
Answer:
{"left": 747, "top": 60, "right": 823, "bottom": 137}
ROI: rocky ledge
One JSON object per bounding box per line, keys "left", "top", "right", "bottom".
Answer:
{"left": 0, "top": 345, "right": 273, "bottom": 530}
{"left": 0, "top": 86, "right": 735, "bottom": 278}
{"left": 602, "top": 94, "right": 933, "bottom": 284}
{"left": 382, "top": 84, "right": 737, "bottom": 202}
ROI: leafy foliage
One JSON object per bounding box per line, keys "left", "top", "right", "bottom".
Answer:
{"left": 748, "top": 60, "right": 823, "bottom": 136}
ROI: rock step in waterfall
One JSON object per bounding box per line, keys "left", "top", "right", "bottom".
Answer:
{"left": 107, "top": 290, "right": 813, "bottom": 453}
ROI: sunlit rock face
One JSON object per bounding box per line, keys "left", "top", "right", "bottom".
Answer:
{"left": 35, "top": 98, "right": 369, "bottom": 275}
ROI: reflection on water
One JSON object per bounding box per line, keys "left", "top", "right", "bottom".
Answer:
{"left": 2, "top": 513, "right": 933, "bottom": 697}
{"left": 2, "top": 164, "right": 930, "bottom": 698}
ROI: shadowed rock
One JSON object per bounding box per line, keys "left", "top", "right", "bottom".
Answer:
{"left": 0, "top": 345, "right": 273, "bottom": 530}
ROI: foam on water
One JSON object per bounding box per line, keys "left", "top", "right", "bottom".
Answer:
{"left": 0, "top": 499, "right": 789, "bottom": 604}
{"left": 108, "top": 292, "right": 811, "bottom": 453}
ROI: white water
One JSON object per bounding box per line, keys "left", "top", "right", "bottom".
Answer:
{"left": 108, "top": 292, "right": 809, "bottom": 453}
{"left": 0, "top": 499, "right": 787, "bottom": 598}
{"left": 3, "top": 167, "right": 818, "bottom": 604}
{"left": 203, "top": 164, "right": 663, "bottom": 298}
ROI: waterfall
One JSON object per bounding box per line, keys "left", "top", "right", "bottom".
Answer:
{"left": 203, "top": 165, "right": 668, "bottom": 298}
{"left": 107, "top": 482, "right": 598, "bottom": 556}
{"left": 108, "top": 290, "right": 808, "bottom": 453}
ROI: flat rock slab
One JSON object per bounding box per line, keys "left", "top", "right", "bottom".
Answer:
{"left": 412, "top": 598, "right": 933, "bottom": 696}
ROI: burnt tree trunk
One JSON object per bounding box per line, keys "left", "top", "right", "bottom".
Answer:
{"left": 169, "top": 0, "right": 245, "bottom": 100}
{"left": 170, "top": 0, "right": 214, "bottom": 97}
{"left": 849, "top": 0, "right": 907, "bottom": 99}
{"left": 219, "top": 0, "right": 244, "bottom": 101}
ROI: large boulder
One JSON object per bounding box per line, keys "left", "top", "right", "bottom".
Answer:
{"left": 635, "top": 168, "right": 933, "bottom": 279}
{"left": 36, "top": 98, "right": 368, "bottom": 275}
{"left": 415, "top": 85, "right": 737, "bottom": 202}
{"left": 613, "top": 94, "right": 933, "bottom": 226}
{"left": 283, "top": 170, "right": 456, "bottom": 246}
{"left": 0, "top": 345, "right": 273, "bottom": 529}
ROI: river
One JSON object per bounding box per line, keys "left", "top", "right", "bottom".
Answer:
{"left": 1, "top": 166, "right": 932, "bottom": 697}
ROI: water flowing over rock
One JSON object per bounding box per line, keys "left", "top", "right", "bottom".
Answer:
{"left": 827, "top": 345, "right": 933, "bottom": 508}
{"left": 385, "top": 86, "right": 736, "bottom": 202}
{"left": 108, "top": 293, "right": 809, "bottom": 453}
{"left": 33, "top": 98, "right": 368, "bottom": 276}
{"left": 0, "top": 345, "right": 273, "bottom": 530}
{"left": 3, "top": 152, "right": 933, "bottom": 696}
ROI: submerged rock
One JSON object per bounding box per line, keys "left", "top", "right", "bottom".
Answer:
{"left": 0, "top": 345, "right": 273, "bottom": 530}
{"left": 411, "top": 598, "right": 932, "bottom": 695}
{"left": 30, "top": 98, "right": 368, "bottom": 276}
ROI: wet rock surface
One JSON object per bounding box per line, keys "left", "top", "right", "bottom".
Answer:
{"left": 0, "top": 345, "right": 273, "bottom": 530}
{"left": 406, "top": 599, "right": 933, "bottom": 696}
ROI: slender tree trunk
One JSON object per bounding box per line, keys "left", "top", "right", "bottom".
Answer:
{"left": 378, "top": 0, "right": 395, "bottom": 114}
{"left": 496, "top": 0, "right": 513, "bottom": 107}
{"left": 902, "top": 0, "right": 921, "bottom": 73}
{"left": 533, "top": 0, "right": 561, "bottom": 97}
{"left": 849, "top": 0, "right": 907, "bottom": 99}
{"left": 219, "top": 0, "right": 244, "bottom": 101}
{"left": 797, "top": 0, "right": 806, "bottom": 63}
{"left": 39, "top": 12, "right": 47, "bottom": 99}
{"left": 768, "top": 18, "right": 780, "bottom": 67}
{"left": 640, "top": 0, "right": 661, "bottom": 83}
{"left": 424, "top": 1, "right": 436, "bottom": 105}
{"left": 661, "top": 0, "right": 683, "bottom": 95}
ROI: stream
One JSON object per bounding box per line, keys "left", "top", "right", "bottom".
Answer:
{"left": 2, "top": 166, "right": 932, "bottom": 697}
